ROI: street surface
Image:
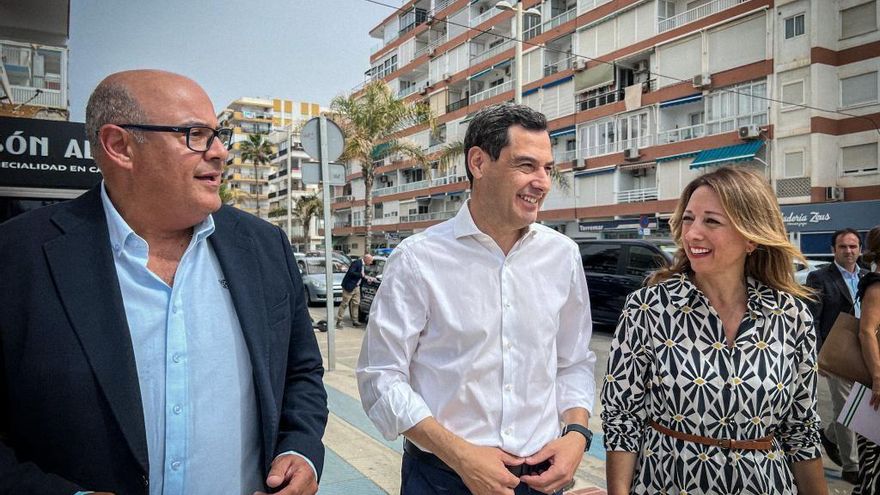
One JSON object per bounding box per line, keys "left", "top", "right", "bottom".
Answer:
{"left": 309, "top": 306, "right": 853, "bottom": 494}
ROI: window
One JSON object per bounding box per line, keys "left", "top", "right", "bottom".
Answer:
{"left": 626, "top": 246, "right": 666, "bottom": 277}
{"left": 841, "top": 1, "right": 877, "bottom": 38}
{"left": 841, "top": 72, "right": 878, "bottom": 107}
{"left": 579, "top": 120, "right": 616, "bottom": 157}
{"left": 705, "top": 79, "right": 768, "bottom": 133}
{"left": 784, "top": 14, "right": 805, "bottom": 39}
{"left": 581, "top": 245, "right": 620, "bottom": 275}
{"left": 841, "top": 142, "right": 878, "bottom": 174}
{"left": 784, "top": 151, "right": 805, "bottom": 178}
{"left": 782, "top": 80, "right": 805, "bottom": 108}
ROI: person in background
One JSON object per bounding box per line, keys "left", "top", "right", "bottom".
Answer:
{"left": 336, "top": 253, "right": 375, "bottom": 327}
{"left": 357, "top": 103, "right": 596, "bottom": 495}
{"left": 602, "top": 166, "right": 827, "bottom": 494}
{"left": 853, "top": 225, "right": 880, "bottom": 494}
{"left": 805, "top": 228, "right": 866, "bottom": 483}
{"left": 0, "top": 70, "right": 328, "bottom": 495}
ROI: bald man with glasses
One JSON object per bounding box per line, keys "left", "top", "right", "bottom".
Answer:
{"left": 0, "top": 70, "right": 328, "bottom": 495}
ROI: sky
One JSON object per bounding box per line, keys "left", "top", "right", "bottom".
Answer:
{"left": 68, "top": 0, "right": 400, "bottom": 122}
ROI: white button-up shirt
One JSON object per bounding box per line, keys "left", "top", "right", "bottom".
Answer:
{"left": 356, "top": 203, "right": 596, "bottom": 457}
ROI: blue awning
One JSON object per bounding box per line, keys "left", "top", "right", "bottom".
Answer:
{"left": 542, "top": 75, "right": 574, "bottom": 90}
{"left": 493, "top": 59, "right": 511, "bottom": 71}
{"left": 574, "top": 165, "right": 615, "bottom": 177}
{"left": 659, "top": 93, "right": 702, "bottom": 108}
{"left": 468, "top": 67, "right": 491, "bottom": 80}
{"left": 656, "top": 150, "right": 701, "bottom": 163}
{"left": 690, "top": 141, "right": 765, "bottom": 169}
{"left": 549, "top": 126, "right": 576, "bottom": 138}
{"left": 523, "top": 87, "right": 539, "bottom": 97}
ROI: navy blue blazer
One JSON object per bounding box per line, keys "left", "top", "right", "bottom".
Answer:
{"left": 0, "top": 186, "right": 328, "bottom": 494}
{"left": 806, "top": 261, "right": 867, "bottom": 348}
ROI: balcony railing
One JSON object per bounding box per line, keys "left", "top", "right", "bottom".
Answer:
{"left": 544, "top": 56, "right": 574, "bottom": 77}
{"left": 1, "top": 40, "right": 67, "bottom": 109}
{"left": 431, "top": 174, "right": 468, "bottom": 186}
{"left": 554, "top": 149, "right": 578, "bottom": 163}
{"left": 581, "top": 136, "right": 654, "bottom": 158}
{"left": 428, "top": 35, "right": 446, "bottom": 53}
{"left": 616, "top": 187, "right": 659, "bottom": 203}
{"left": 400, "top": 210, "right": 457, "bottom": 223}
{"left": 578, "top": 88, "right": 624, "bottom": 111}
{"left": 470, "top": 80, "right": 512, "bottom": 104}
{"left": 658, "top": 0, "right": 746, "bottom": 33}
{"left": 470, "top": 8, "right": 499, "bottom": 27}
{"left": 447, "top": 97, "right": 469, "bottom": 113}
{"left": 334, "top": 194, "right": 354, "bottom": 203}
{"left": 470, "top": 40, "right": 512, "bottom": 65}
{"left": 430, "top": 0, "right": 453, "bottom": 16}
{"left": 524, "top": 7, "right": 577, "bottom": 40}
{"left": 657, "top": 123, "right": 707, "bottom": 145}
{"left": 398, "top": 80, "right": 428, "bottom": 98}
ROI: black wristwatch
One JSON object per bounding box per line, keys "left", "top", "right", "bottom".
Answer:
{"left": 562, "top": 424, "right": 593, "bottom": 451}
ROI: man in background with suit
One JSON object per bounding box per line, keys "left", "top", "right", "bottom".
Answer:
{"left": 806, "top": 227, "right": 866, "bottom": 484}
{"left": 0, "top": 70, "right": 328, "bottom": 494}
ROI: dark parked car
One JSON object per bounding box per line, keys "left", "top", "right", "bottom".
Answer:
{"left": 578, "top": 239, "right": 676, "bottom": 328}
{"left": 357, "top": 256, "right": 387, "bottom": 323}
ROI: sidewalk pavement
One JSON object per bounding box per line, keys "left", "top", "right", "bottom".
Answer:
{"left": 312, "top": 317, "right": 854, "bottom": 494}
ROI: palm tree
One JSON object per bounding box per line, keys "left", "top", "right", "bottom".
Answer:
{"left": 218, "top": 182, "right": 234, "bottom": 204}
{"left": 294, "top": 194, "right": 323, "bottom": 250}
{"left": 437, "top": 140, "right": 571, "bottom": 192}
{"left": 330, "top": 80, "right": 434, "bottom": 253}
{"left": 239, "top": 133, "right": 274, "bottom": 218}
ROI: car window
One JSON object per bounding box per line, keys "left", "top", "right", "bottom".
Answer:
{"left": 305, "top": 260, "right": 349, "bottom": 274}
{"left": 627, "top": 245, "right": 667, "bottom": 276}
{"left": 581, "top": 244, "right": 620, "bottom": 274}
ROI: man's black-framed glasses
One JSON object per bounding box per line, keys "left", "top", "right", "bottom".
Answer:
{"left": 119, "top": 124, "right": 233, "bottom": 152}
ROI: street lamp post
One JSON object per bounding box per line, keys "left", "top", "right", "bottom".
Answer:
{"left": 495, "top": 1, "right": 541, "bottom": 104}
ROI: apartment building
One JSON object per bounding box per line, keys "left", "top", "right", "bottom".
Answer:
{"left": 217, "top": 97, "right": 331, "bottom": 248}
{"left": 334, "top": 0, "right": 880, "bottom": 256}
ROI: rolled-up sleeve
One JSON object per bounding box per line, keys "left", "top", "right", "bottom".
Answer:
{"left": 776, "top": 300, "right": 822, "bottom": 461}
{"left": 601, "top": 292, "right": 652, "bottom": 452}
{"left": 356, "top": 246, "right": 433, "bottom": 440}
{"left": 555, "top": 248, "right": 597, "bottom": 416}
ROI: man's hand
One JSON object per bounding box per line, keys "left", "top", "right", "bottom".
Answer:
{"left": 253, "top": 454, "right": 317, "bottom": 495}
{"left": 519, "top": 432, "right": 586, "bottom": 494}
{"left": 450, "top": 444, "right": 523, "bottom": 495}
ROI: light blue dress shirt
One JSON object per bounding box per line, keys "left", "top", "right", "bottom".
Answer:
{"left": 836, "top": 261, "right": 861, "bottom": 318}
{"left": 97, "top": 183, "right": 263, "bottom": 494}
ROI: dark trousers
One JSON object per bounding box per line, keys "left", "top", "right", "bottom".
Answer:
{"left": 401, "top": 452, "right": 562, "bottom": 495}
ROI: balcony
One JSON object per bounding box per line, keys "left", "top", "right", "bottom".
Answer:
{"left": 544, "top": 56, "right": 574, "bottom": 77}
{"left": 430, "top": 174, "right": 468, "bottom": 186}
{"left": 470, "top": 8, "right": 500, "bottom": 27}
{"left": 554, "top": 149, "right": 578, "bottom": 163}
{"left": 470, "top": 40, "right": 512, "bottom": 65}
{"left": 334, "top": 194, "right": 354, "bottom": 203}
{"left": 1, "top": 40, "right": 67, "bottom": 110}
{"left": 658, "top": 0, "right": 747, "bottom": 33}
{"left": 657, "top": 122, "right": 707, "bottom": 145}
{"left": 578, "top": 88, "right": 624, "bottom": 111}
{"left": 525, "top": 7, "right": 577, "bottom": 40}
{"left": 400, "top": 210, "right": 457, "bottom": 223}
{"left": 398, "top": 79, "right": 429, "bottom": 98}
{"left": 471, "top": 80, "right": 512, "bottom": 104}
{"left": 430, "top": 0, "right": 453, "bottom": 16}
{"left": 616, "top": 187, "right": 658, "bottom": 203}
{"left": 581, "top": 136, "right": 655, "bottom": 159}
{"left": 447, "top": 97, "right": 469, "bottom": 113}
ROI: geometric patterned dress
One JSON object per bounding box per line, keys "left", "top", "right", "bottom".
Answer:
{"left": 601, "top": 274, "right": 822, "bottom": 494}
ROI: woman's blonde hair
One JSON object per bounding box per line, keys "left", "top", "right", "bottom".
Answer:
{"left": 649, "top": 166, "right": 813, "bottom": 299}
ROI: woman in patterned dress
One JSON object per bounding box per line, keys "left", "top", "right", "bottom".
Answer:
{"left": 853, "top": 225, "right": 880, "bottom": 495}
{"left": 601, "top": 167, "right": 828, "bottom": 495}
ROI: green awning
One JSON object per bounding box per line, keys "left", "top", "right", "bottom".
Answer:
{"left": 371, "top": 142, "right": 391, "bottom": 160}
{"left": 690, "top": 141, "right": 765, "bottom": 169}
{"left": 574, "top": 63, "right": 614, "bottom": 93}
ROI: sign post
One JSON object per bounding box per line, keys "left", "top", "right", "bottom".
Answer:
{"left": 300, "top": 116, "right": 345, "bottom": 371}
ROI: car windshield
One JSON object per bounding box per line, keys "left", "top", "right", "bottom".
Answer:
{"left": 656, "top": 243, "right": 678, "bottom": 258}
{"left": 305, "top": 259, "right": 348, "bottom": 274}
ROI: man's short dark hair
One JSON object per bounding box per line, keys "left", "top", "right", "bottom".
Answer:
{"left": 462, "top": 103, "right": 548, "bottom": 183}
{"left": 831, "top": 228, "right": 861, "bottom": 248}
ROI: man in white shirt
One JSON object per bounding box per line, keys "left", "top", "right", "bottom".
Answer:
{"left": 356, "top": 103, "right": 596, "bottom": 495}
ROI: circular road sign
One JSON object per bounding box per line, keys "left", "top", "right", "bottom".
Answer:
{"left": 301, "top": 117, "right": 344, "bottom": 163}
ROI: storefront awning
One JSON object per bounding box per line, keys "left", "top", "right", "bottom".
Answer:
{"left": 659, "top": 93, "right": 702, "bottom": 108}
{"left": 690, "top": 141, "right": 765, "bottom": 169}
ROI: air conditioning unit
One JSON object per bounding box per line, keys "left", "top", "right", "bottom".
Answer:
{"left": 418, "top": 85, "right": 429, "bottom": 95}
{"left": 573, "top": 59, "right": 588, "bottom": 72}
{"left": 692, "top": 73, "right": 712, "bottom": 88}
{"left": 624, "top": 148, "right": 640, "bottom": 161}
{"left": 738, "top": 125, "right": 761, "bottom": 140}
{"left": 429, "top": 47, "right": 437, "bottom": 57}
{"left": 825, "top": 186, "right": 844, "bottom": 201}
{"left": 573, "top": 157, "right": 587, "bottom": 170}
{"left": 443, "top": 72, "right": 451, "bottom": 81}
{"left": 633, "top": 60, "right": 649, "bottom": 73}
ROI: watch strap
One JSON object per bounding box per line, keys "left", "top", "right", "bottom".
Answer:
{"left": 562, "top": 423, "right": 593, "bottom": 451}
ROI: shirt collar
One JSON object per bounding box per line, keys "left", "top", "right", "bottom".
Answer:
{"left": 834, "top": 261, "right": 859, "bottom": 279}
{"left": 452, "top": 199, "right": 538, "bottom": 242}
{"left": 100, "top": 180, "right": 215, "bottom": 254}
{"left": 667, "top": 273, "right": 781, "bottom": 314}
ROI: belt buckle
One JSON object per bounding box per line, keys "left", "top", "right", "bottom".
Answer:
{"left": 717, "top": 438, "right": 732, "bottom": 449}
